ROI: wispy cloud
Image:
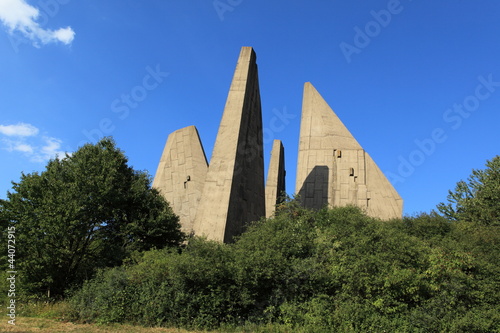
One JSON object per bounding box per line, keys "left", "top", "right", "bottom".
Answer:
{"left": 0, "top": 123, "right": 69, "bottom": 162}
{"left": 0, "top": 0, "right": 75, "bottom": 47}
{"left": 0, "top": 122, "right": 39, "bottom": 136}
{"left": 5, "top": 141, "right": 35, "bottom": 154}
{"left": 31, "top": 136, "right": 67, "bottom": 162}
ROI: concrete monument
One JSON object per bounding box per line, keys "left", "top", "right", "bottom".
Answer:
{"left": 265, "top": 140, "right": 286, "bottom": 218}
{"left": 192, "top": 46, "right": 266, "bottom": 242}
{"left": 153, "top": 47, "right": 403, "bottom": 244}
{"left": 152, "top": 125, "right": 208, "bottom": 233}
{"left": 296, "top": 82, "right": 403, "bottom": 219}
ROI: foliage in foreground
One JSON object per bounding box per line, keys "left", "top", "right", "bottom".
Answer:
{"left": 71, "top": 203, "right": 500, "bottom": 332}
{"left": 438, "top": 155, "right": 500, "bottom": 226}
{"left": 0, "top": 138, "right": 184, "bottom": 297}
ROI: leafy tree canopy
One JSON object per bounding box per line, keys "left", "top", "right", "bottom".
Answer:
{"left": 0, "top": 138, "right": 184, "bottom": 297}
{"left": 438, "top": 155, "right": 500, "bottom": 226}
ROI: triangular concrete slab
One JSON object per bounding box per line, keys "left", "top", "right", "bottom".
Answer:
{"left": 296, "top": 82, "right": 403, "bottom": 219}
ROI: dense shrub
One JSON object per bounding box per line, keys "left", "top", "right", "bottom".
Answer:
{"left": 70, "top": 203, "right": 500, "bottom": 332}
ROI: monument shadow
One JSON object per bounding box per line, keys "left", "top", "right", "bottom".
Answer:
{"left": 298, "top": 165, "right": 329, "bottom": 210}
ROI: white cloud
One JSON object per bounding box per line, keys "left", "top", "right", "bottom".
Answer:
{"left": 13, "top": 142, "right": 34, "bottom": 154}
{"left": 52, "top": 26, "right": 74, "bottom": 44}
{"left": 31, "top": 136, "right": 66, "bottom": 162}
{"left": 0, "top": 0, "right": 75, "bottom": 46}
{"left": 1, "top": 138, "right": 34, "bottom": 153}
{"left": 0, "top": 123, "right": 69, "bottom": 162}
{"left": 0, "top": 122, "right": 39, "bottom": 136}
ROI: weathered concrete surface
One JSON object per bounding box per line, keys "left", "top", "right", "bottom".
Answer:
{"left": 153, "top": 125, "right": 208, "bottom": 233}
{"left": 193, "top": 47, "right": 265, "bottom": 242}
{"left": 265, "top": 140, "right": 286, "bottom": 218}
{"left": 296, "top": 82, "right": 403, "bottom": 219}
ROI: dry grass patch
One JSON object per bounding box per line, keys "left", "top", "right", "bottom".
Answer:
{"left": 0, "top": 317, "right": 206, "bottom": 333}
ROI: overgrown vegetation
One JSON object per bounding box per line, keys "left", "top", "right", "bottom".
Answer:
{"left": 2, "top": 142, "right": 499, "bottom": 332}
{"left": 70, "top": 202, "right": 500, "bottom": 332}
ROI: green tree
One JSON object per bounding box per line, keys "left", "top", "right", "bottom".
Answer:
{"left": 0, "top": 138, "right": 184, "bottom": 297}
{"left": 437, "top": 155, "right": 500, "bottom": 226}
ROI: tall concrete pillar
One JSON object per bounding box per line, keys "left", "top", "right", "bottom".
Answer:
{"left": 153, "top": 125, "right": 208, "bottom": 233}
{"left": 265, "top": 140, "right": 286, "bottom": 218}
{"left": 193, "top": 47, "right": 265, "bottom": 242}
{"left": 296, "top": 82, "right": 403, "bottom": 219}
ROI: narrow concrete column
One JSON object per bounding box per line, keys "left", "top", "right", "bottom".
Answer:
{"left": 265, "top": 140, "right": 286, "bottom": 218}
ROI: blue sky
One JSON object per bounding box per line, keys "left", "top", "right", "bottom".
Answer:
{"left": 1, "top": 0, "right": 499, "bottom": 216}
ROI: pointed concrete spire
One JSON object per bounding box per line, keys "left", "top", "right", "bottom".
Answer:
{"left": 296, "top": 82, "right": 360, "bottom": 196}
{"left": 265, "top": 140, "right": 286, "bottom": 218}
{"left": 301, "top": 82, "right": 361, "bottom": 151}
{"left": 296, "top": 82, "right": 403, "bottom": 219}
{"left": 193, "top": 47, "right": 265, "bottom": 242}
{"left": 153, "top": 125, "right": 208, "bottom": 233}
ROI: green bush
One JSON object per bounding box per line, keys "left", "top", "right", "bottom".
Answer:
{"left": 69, "top": 202, "right": 500, "bottom": 331}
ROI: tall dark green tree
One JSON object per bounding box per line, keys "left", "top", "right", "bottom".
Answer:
{"left": 437, "top": 155, "right": 500, "bottom": 226}
{"left": 0, "top": 138, "right": 184, "bottom": 297}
